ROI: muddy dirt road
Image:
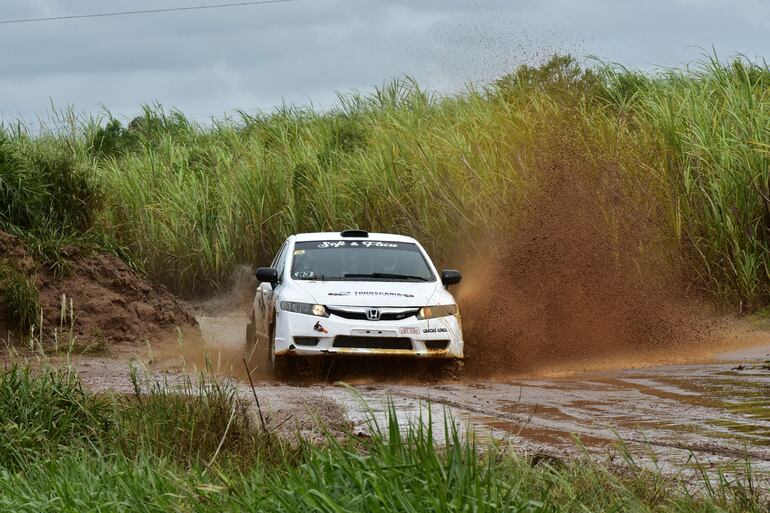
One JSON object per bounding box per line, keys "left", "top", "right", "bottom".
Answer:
{"left": 65, "top": 299, "right": 770, "bottom": 475}
{"left": 75, "top": 349, "right": 770, "bottom": 472}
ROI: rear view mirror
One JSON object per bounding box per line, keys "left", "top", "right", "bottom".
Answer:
{"left": 256, "top": 267, "right": 278, "bottom": 285}
{"left": 441, "top": 269, "right": 462, "bottom": 286}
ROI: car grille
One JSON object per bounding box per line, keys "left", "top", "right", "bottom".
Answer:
{"left": 326, "top": 307, "right": 419, "bottom": 321}
{"left": 333, "top": 336, "right": 413, "bottom": 350}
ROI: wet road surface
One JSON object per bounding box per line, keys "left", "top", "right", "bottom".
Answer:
{"left": 72, "top": 343, "right": 770, "bottom": 474}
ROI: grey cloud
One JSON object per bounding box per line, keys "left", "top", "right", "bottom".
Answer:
{"left": 1, "top": 0, "right": 768, "bottom": 125}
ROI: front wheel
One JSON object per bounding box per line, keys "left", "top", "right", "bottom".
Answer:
{"left": 267, "top": 312, "right": 292, "bottom": 379}
{"left": 272, "top": 354, "right": 291, "bottom": 378}
{"left": 246, "top": 310, "right": 274, "bottom": 376}
{"left": 245, "top": 310, "right": 256, "bottom": 345}
{"left": 435, "top": 359, "right": 465, "bottom": 381}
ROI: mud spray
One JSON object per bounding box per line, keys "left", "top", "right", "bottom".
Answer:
{"left": 455, "top": 126, "right": 750, "bottom": 378}
{"left": 149, "top": 266, "right": 264, "bottom": 381}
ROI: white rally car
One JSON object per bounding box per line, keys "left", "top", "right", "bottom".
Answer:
{"left": 247, "top": 230, "right": 463, "bottom": 372}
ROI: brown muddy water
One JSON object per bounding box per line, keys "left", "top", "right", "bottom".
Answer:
{"left": 60, "top": 290, "right": 770, "bottom": 475}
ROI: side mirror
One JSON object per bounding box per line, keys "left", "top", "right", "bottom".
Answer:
{"left": 256, "top": 267, "right": 278, "bottom": 285}
{"left": 441, "top": 269, "right": 462, "bottom": 286}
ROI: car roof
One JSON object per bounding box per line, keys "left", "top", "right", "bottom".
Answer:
{"left": 292, "top": 232, "right": 419, "bottom": 243}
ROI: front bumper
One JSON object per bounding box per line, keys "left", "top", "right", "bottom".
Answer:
{"left": 273, "top": 309, "right": 464, "bottom": 359}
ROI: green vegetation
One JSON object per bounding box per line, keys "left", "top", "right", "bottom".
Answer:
{"left": 0, "top": 129, "right": 101, "bottom": 241}
{"left": 0, "top": 366, "right": 104, "bottom": 471}
{"left": 0, "top": 366, "right": 291, "bottom": 470}
{"left": 0, "top": 365, "right": 765, "bottom": 512}
{"left": 1, "top": 55, "right": 770, "bottom": 307}
{"left": 0, "top": 260, "right": 39, "bottom": 333}
{"left": 601, "top": 57, "right": 770, "bottom": 307}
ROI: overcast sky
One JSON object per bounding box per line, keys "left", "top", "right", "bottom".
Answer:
{"left": 2, "top": 0, "right": 769, "bottom": 126}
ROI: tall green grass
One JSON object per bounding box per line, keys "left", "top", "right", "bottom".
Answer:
{"left": 0, "top": 365, "right": 292, "bottom": 469}
{"left": 0, "top": 261, "right": 39, "bottom": 333}
{"left": 0, "top": 365, "right": 766, "bottom": 512}
{"left": 0, "top": 366, "right": 107, "bottom": 471}
{"left": 600, "top": 57, "right": 770, "bottom": 308}
{"left": 93, "top": 85, "right": 526, "bottom": 293}
{"left": 117, "top": 370, "right": 293, "bottom": 467}
{"left": 2, "top": 56, "right": 770, "bottom": 307}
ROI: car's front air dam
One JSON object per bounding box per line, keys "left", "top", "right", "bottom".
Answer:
{"left": 276, "top": 346, "right": 462, "bottom": 359}
{"left": 273, "top": 310, "right": 464, "bottom": 359}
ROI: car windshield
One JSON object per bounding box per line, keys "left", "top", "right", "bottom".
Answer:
{"left": 290, "top": 240, "right": 435, "bottom": 282}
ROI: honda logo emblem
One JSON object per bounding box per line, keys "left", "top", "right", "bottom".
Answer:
{"left": 366, "top": 308, "right": 381, "bottom": 321}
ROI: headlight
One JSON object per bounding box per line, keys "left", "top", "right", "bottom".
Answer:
{"left": 417, "top": 304, "right": 457, "bottom": 320}
{"left": 281, "top": 301, "right": 329, "bottom": 317}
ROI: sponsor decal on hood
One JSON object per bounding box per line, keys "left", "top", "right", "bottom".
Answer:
{"left": 348, "top": 291, "right": 415, "bottom": 298}
{"left": 293, "top": 280, "right": 438, "bottom": 307}
{"left": 327, "top": 291, "right": 415, "bottom": 299}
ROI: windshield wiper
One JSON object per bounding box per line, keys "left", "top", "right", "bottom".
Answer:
{"left": 343, "top": 273, "right": 430, "bottom": 281}
{"left": 295, "top": 274, "right": 345, "bottom": 281}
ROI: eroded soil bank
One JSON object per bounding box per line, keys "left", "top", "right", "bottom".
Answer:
{"left": 0, "top": 230, "right": 195, "bottom": 349}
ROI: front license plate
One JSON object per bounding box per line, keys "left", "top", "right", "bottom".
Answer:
{"left": 351, "top": 329, "right": 397, "bottom": 337}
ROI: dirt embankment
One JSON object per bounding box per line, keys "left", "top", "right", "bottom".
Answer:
{"left": 457, "top": 131, "right": 725, "bottom": 377}
{"left": 0, "top": 230, "right": 195, "bottom": 349}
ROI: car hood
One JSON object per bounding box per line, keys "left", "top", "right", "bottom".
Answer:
{"left": 292, "top": 280, "right": 440, "bottom": 307}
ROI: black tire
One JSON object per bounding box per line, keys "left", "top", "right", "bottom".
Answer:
{"left": 267, "top": 312, "right": 292, "bottom": 379}
{"left": 246, "top": 310, "right": 256, "bottom": 346}
{"left": 272, "top": 354, "right": 291, "bottom": 378}
{"left": 246, "top": 310, "right": 273, "bottom": 375}
{"left": 436, "top": 359, "right": 465, "bottom": 381}
{"left": 293, "top": 357, "right": 323, "bottom": 377}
